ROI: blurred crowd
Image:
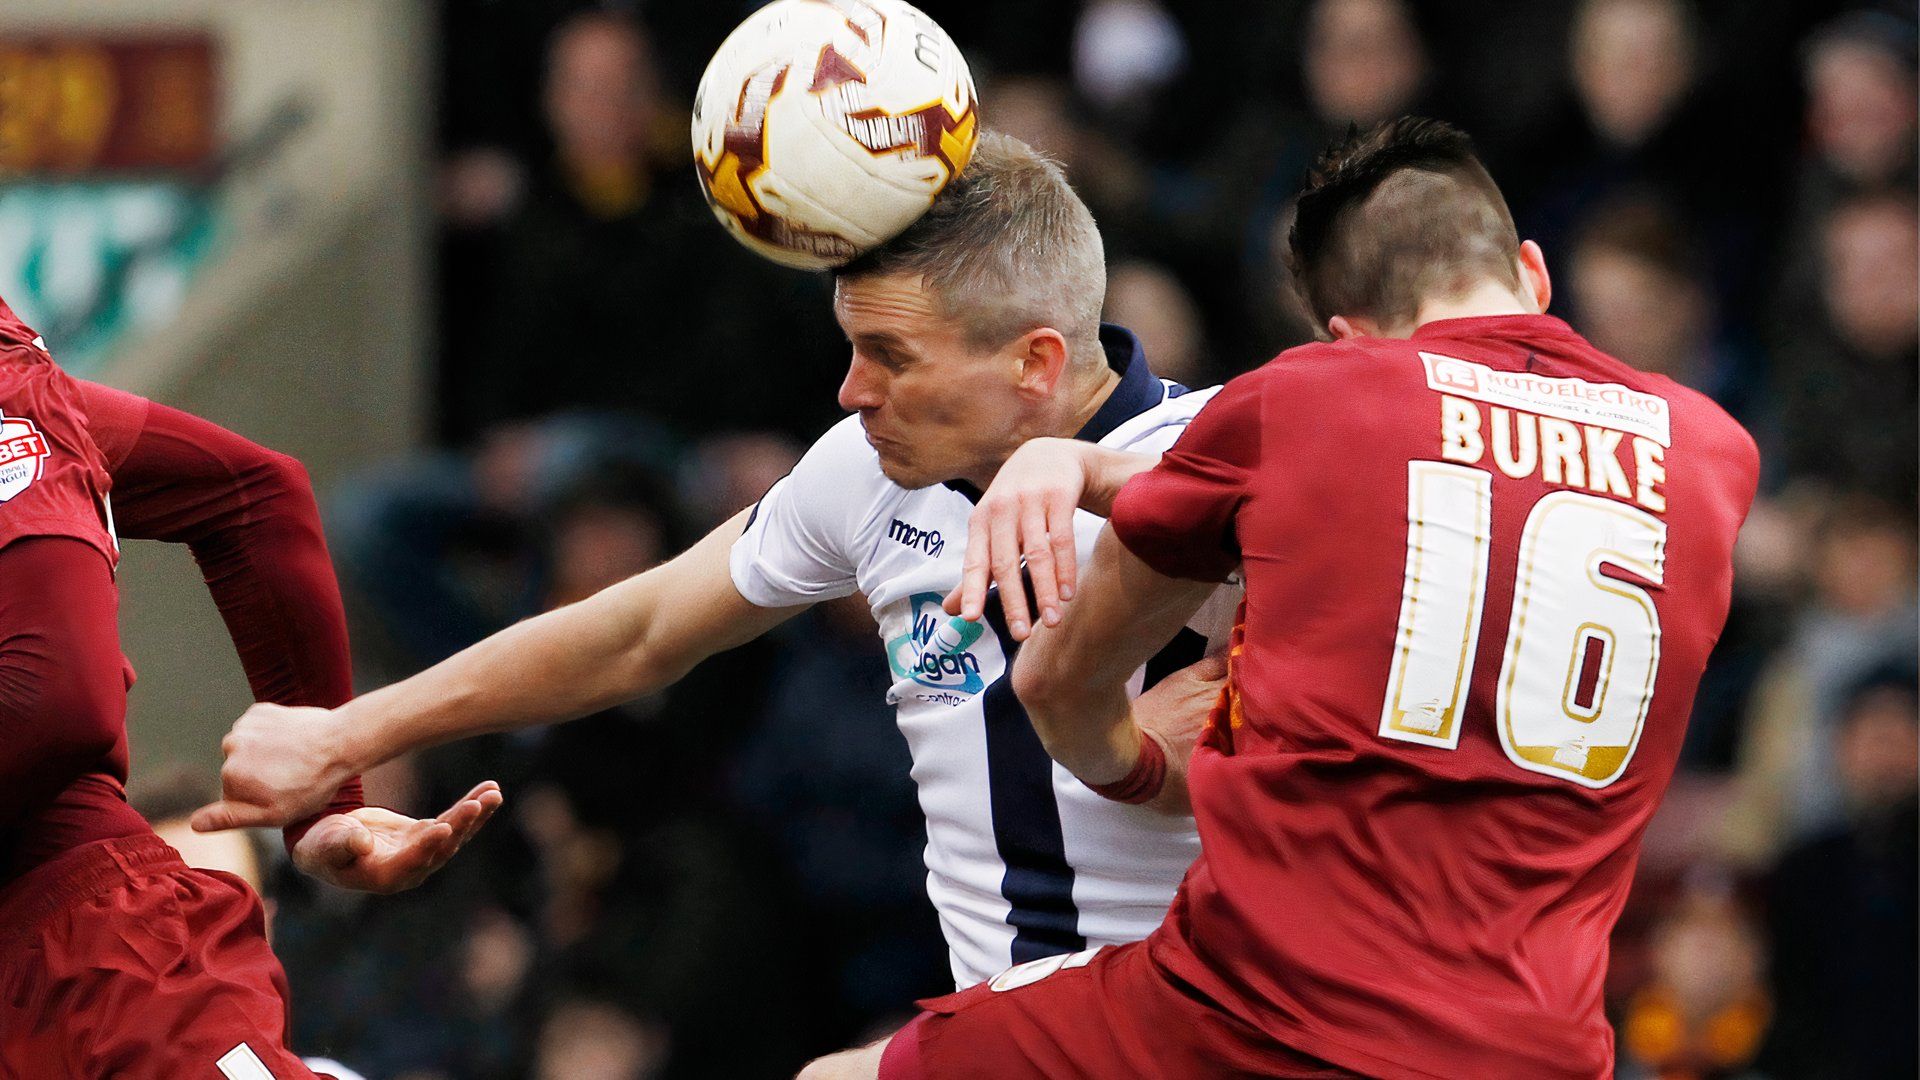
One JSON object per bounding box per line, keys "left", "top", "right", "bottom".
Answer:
{"left": 219, "top": 1, "right": 1920, "bottom": 1077}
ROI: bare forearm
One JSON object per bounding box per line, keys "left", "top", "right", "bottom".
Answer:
{"left": 1024, "top": 679, "right": 1142, "bottom": 785}
{"left": 334, "top": 579, "right": 670, "bottom": 770}
{"left": 333, "top": 508, "right": 785, "bottom": 773}
{"left": 1014, "top": 527, "right": 1213, "bottom": 786}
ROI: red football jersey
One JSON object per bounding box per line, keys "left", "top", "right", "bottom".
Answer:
{"left": 1110, "top": 314, "right": 1758, "bottom": 1080}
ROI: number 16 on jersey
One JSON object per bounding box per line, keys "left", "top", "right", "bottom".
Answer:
{"left": 1380, "top": 460, "right": 1667, "bottom": 788}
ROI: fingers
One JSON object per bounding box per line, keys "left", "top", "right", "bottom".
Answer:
{"left": 435, "top": 781, "right": 502, "bottom": 824}
{"left": 189, "top": 800, "right": 279, "bottom": 833}
{"left": 436, "top": 781, "right": 505, "bottom": 848}
{"left": 1046, "top": 489, "right": 1078, "bottom": 604}
{"left": 952, "top": 511, "right": 992, "bottom": 620}
{"left": 409, "top": 820, "right": 462, "bottom": 878}
{"left": 989, "top": 504, "right": 1028, "bottom": 639}
{"left": 1186, "top": 653, "right": 1230, "bottom": 682}
{"left": 1020, "top": 495, "right": 1061, "bottom": 632}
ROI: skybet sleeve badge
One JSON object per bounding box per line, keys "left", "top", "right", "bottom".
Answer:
{"left": 0, "top": 411, "right": 52, "bottom": 503}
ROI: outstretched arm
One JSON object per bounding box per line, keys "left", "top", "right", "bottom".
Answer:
{"left": 193, "top": 506, "right": 804, "bottom": 832}
{"left": 77, "top": 382, "right": 498, "bottom": 891}
{"left": 1011, "top": 526, "right": 1216, "bottom": 811}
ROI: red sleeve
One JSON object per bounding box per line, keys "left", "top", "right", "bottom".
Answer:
{"left": 75, "top": 382, "right": 366, "bottom": 848}
{"left": 1109, "top": 370, "right": 1266, "bottom": 583}
{"left": 73, "top": 378, "right": 148, "bottom": 470}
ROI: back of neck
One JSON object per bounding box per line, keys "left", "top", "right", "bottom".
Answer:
{"left": 1411, "top": 281, "right": 1536, "bottom": 331}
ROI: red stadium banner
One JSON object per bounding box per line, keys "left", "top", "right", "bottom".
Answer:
{"left": 0, "top": 36, "right": 218, "bottom": 175}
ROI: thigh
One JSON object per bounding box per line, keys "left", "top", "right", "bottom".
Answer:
{"left": 883, "top": 942, "right": 1362, "bottom": 1080}
{"left": 6, "top": 863, "right": 324, "bottom": 1080}
{"left": 879, "top": 943, "right": 1179, "bottom": 1080}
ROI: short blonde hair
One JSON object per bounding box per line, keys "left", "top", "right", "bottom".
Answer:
{"left": 839, "top": 131, "right": 1106, "bottom": 359}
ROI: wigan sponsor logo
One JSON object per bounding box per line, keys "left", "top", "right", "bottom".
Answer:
{"left": 1421, "top": 352, "right": 1671, "bottom": 447}
{"left": 886, "top": 591, "right": 986, "bottom": 696}
{"left": 0, "top": 411, "right": 51, "bottom": 503}
{"left": 887, "top": 517, "right": 945, "bottom": 557}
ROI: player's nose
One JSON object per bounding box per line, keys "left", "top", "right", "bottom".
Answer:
{"left": 837, "top": 354, "right": 885, "bottom": 413}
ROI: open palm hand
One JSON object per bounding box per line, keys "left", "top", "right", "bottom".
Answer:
{"left": 290, "top": 782, "right": 503, "bottom": 894}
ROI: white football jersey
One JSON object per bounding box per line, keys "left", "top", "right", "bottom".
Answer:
{"left": 731, "top": 326, "right": 1232, "bottom": 986}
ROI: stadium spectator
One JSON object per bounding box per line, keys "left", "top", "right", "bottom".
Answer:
{"left": 1191, "top": 0, "right": 1435, "bottom": 369}
{"left": 1790, "top": 12, "right": 1918, "bottom": 230}
{"left": 1566, "top": 196, "right": 1748, "bottom": 413}
{"left": 1760, "top": 664, "right": 1919, "bottom": 1079}
{"left": 1070, "top": 0, "right": 1187, "bottom": 124}
{"left": 1769, "top": 192, "right": 1919, "bottom": 503}
{"left": 328, "top": 419, "right": 681, "bottom": 672}
{"left": 532, "top": 992, "right": 671, "bottom": 1080}
{"left": 1102, "top": 259, "right": 1208, "bottom": 386}
{"left": 1302, "top": 0, "right": 1430, "bottom": 129}
{"left": 676, "top": 431, "right": 805, "bottom": 531}
{"left": 1514, "top": 0, "right": 1704, "bottom": 217}
{"left": 1514, "top": 0, "right": 1791, "bottom": 325}
{"left": 1723, "top": 497, "right": 1919, "bottom": 863}
{"left": 462, "top": 11, "right": 840, "bottom": 441}
{"left": 1617, "top": 878, "right": 1771, "bottom": 1080}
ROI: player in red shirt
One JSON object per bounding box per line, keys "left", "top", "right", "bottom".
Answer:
{"left": 0, "top": 296, "right": 502, "bottom": 1079}
{"left": 834, "top": 118, "right": 1760, "bottom": 1079}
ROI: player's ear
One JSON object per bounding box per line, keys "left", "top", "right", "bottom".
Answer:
{"left": 1014, "top": 327, "right": 1071, "bottom": 398}
{"left": 1518, "top": 240, "right": 1552, "bottom": 314}
{"left": 1327, "top": 315, "right": 1364, "bottom": 341}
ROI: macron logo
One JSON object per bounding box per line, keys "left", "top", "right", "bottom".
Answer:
{"left": 887, "top": 517, "right": 945, "bottom": 558}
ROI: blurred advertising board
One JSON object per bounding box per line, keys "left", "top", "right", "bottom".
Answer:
{"left": 0, "top": 35, "right": 221, "bottom": 373}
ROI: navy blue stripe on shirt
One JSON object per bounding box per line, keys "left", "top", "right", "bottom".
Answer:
{"left": 980, "top": 584, "right": 1085, "bottom": 964}
{"left": 1142, "top": 627, "right": 1207, "bottom": 690}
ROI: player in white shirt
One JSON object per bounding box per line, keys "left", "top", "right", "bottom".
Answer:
{"left": 736, "top": 333, "right": 1223, "bottom": 982}
{"left": 192, "top": 133, "right": 1228, "bottom": 991}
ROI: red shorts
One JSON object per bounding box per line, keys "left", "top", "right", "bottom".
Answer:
{"left": 0, "top": 835, "right": 328, "bottom": 1079}
{"left": 879, "top": 939, "right": 1368, "bottom": 1080}
{"left": 0, "top": 347, "right": 116, "bottom": 567}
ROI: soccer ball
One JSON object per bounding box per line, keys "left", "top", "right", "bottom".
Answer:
{"left": 692, "top": 0, "right": 979, "bottom": 270}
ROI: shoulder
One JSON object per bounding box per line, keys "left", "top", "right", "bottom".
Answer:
{"left": 1651, "top": 373, "right": 1762, "bottom": 494}
{"left": 1211, "top": 339, "right": 1408, "bottom": 402}
{"left": 752, "top": 414, "right": 903, "bottom": 541}
{"left": 1102, "top": 382, "right": 1223, "bottom": 452}
{"left": 790, "top": 414, "right": 891, "bottom": 488}
{"left": 1176, "top": 340, "right": 1384, "bottom": 419}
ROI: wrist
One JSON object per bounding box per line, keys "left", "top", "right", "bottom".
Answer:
{"left": 1081, "top": 446, "right": 1158, "bottom": 518}
{"left": 1084, "top": 726, "right": 1166, "bottom": 804}
{"left": 328, "top": 699, "right": 384, "bottom": 777}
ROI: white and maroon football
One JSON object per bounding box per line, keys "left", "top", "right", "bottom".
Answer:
{"left": 692, "top": 0, "right": 978, "bottom": 270}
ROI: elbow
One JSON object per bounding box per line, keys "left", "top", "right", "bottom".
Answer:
{"left": 609, "top": 617, "right": 695, "bottom": 705}
{"left": 253, "top": 449, "right": 320, "bottom": 516}
{"left": 1011, "top": 646, "right": 1102, "bottom": 772}
{"left": 233, "top": 448, "right": 329, "bottom": 552}
{"left": 1011, "top": 647, "right": 1063, "bottom": 728}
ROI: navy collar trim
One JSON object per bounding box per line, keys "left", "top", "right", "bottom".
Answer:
{"left": 1073, "top": 323, "right": 1165, "bottom": 444}
{"left": 944, "top": 323, "right": 1164, "bottom": 502}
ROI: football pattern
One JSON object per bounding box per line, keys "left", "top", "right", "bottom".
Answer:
{"left": 693, "top": 0, "right": 979, "bottom": 270}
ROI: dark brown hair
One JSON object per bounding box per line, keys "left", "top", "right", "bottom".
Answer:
{"left": 1287, "top": 117, "right": 1520, "bottom": 329}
